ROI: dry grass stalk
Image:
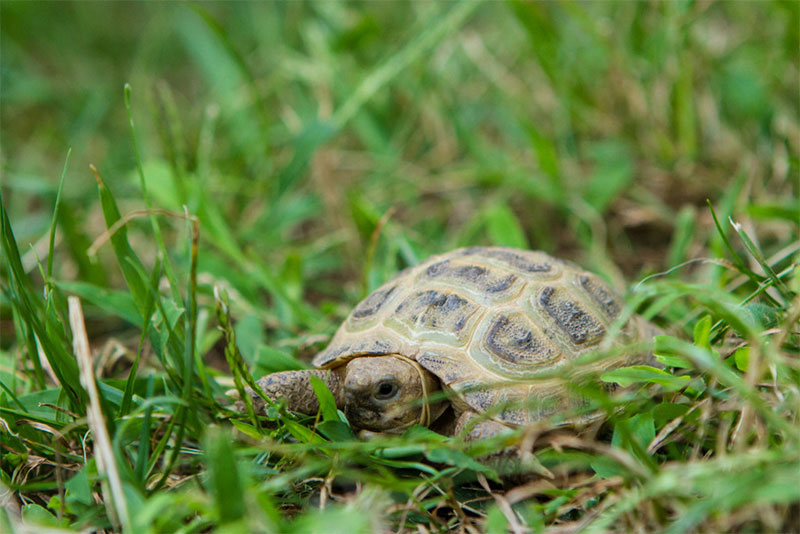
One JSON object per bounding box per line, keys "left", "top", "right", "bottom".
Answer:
{"left": 68, "top": 296, "right": 130, "bottom": 531}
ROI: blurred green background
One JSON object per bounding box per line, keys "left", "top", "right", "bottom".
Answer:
{"left": 2, "top": 1, "right": 798, "bottom": 355}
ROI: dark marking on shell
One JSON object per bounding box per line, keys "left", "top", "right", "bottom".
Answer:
{"left": 394, "top": 289, "right": 478, "bottom": 338}
{"left": 351, "top": 285, "right": 396, "bottom": 319}
{"left": 484, "top": 314, "right": 558, "bottom": 364}
{"left": 424, "top": 259, "right": 518, "bottom": 294}
{"left": 537, "top": 286, "right": 605, "bottom": 345}
{"left": 459, "top": 247, "right": 551, "bottom": 273}
{"left": 578, "top": 275, "right": 621, "bottom": 319}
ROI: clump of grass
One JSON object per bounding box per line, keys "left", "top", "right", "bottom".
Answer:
{"left": 2, "top": 2, "right": 798, "bottom": 533}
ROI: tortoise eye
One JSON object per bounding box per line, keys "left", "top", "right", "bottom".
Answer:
{"left": 375, "top": 381, "right": 399, "bottom": 400}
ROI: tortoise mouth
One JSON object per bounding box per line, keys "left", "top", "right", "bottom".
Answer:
{"left": 343, "top": 402, "right": 422, "bottom": 433}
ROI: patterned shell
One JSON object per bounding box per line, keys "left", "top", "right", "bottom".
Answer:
{"left": 312, "top": 247, "right": 654, "bottom": 425}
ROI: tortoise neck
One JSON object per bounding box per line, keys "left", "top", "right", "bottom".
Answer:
{"left": 255, "top": 368, "right": 345, "bottom": 415}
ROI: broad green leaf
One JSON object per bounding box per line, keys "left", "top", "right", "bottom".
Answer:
{"left": 612, "top": 412, "right": 655, "bottom": 452}
{"left": 290, "top": 505, "right": 375, "bottom": 534}
{"left": 591, "top": 455, "right": 625, "bottom": 479}
{"left": 693, "top": 315, "right": 712, "bottom": 350}
{"left": 654, "top": 354, "right": 694, "bottom": 370}
{"left": 65, "top": 466, "right": 93, "bottom": 507}
{"left": 485, "top": 504, "right": 509, "bottom": 534}
{"left": 317, "top": 420, "right": 355, "bottom": 441}
{"left": 21, "top": 503, "right": 63, "bottom": 527}
{"left": 652, "top": 403, "right": 691, "bottom": 425}
{"left": 747, "top": 202, "right": 800, "bottom": 223}
{"left": 734, "top": 346, "right": 750, "bottom": 372}
{"left": 601, "top": 365, "right": 690, "bottom": 391}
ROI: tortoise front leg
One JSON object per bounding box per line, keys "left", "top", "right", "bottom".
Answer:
{"left": 454, "top": 411, "right": 554, "bottom": 479}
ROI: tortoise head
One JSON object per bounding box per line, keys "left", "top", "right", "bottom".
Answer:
{"left": 252, "top": 355, "right": 444, "bottom": 433}
{"left": 341, "top": 355, "right": 444, "bottom": 432}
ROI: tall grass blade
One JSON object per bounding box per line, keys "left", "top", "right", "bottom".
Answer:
{"left": 729, "top": 216, "right": 794, "bottom": 302}
{"left": 124, "top": 84, "right": 181, "bottom": 301}
{"left": 46, "top": 148, "right": 71, "bottom": 279}
{"left": 707, "top": 199, "right": 760, "bottom": 283}
{"left": 92, "top": 165, "right": 150, "bottom": 316}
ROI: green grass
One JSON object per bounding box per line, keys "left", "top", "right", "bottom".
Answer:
{"left": 1, "top": 2, "right": 798, "bottom": 532}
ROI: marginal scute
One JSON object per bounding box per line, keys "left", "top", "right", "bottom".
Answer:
{"left": 537, "top": 286, "right": 605, "bottom": 345}
{"left": 314, "top": 337, "right": 399, "bottom": 368}
{"left": 484, "top": 313, "right": 560, "bottom": 366}
{"left": 424, "top": 259, "right": 519, "bottom": 294}
{"left": 499, "top": 406, "right": 528, "bottom": 425}
{"left": 458, "top": 383, "right": 494, "bottom": 414}
{"left": 459, "top": 386, "right": 532, "bottom": 425}
{"left": 578, "top": 274, "right": 621, "bottom": 320}
{"left": 417, "top": 353, "right": 468, "bottom": 385}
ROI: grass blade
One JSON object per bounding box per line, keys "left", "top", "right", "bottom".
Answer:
{"left": 707, "top": 199, "right": 760, "bottom": 283}
{"left": 729, "top": 216, "right": 793, "bottom": 302}
{"left": 124, "top": 84, "right": 182, "bottom": 302}
{"left": 46, "top": 148, "right": 71, "bottom": 279}
{"left": 91, "top": 165, "right": 150, "bottom": 316}
{"left": 204, "top": 426, "right": 246, "bottom": 527}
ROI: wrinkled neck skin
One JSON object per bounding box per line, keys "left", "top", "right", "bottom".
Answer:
{"left": 253, "top": 355, "right": 445, "bottom": 434}
{"left": 253, "top": 369, "right": 345, "bottom": 417}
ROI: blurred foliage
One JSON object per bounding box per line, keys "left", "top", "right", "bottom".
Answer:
{"left": 1, "top": 1, "right": 798, "bottom": 532}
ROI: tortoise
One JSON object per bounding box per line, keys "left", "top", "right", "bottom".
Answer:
{"left": 249, "top": 247, "right": 659, "bottom": 440}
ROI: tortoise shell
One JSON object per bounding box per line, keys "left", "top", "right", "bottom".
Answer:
{"left": 312, "top": 247, "right": 654, "bottom": 425}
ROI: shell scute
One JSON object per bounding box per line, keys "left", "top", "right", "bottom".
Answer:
{"left": 387, "top": 289, "right": 480, "bottom": 346}
{"left": 483, "top": 313, "right": 560, "bottom": 366}
{"left": 577, "top": 274, "right": 622, "bottom": 320}
{"left": 421, "top": 258, "right": 523, "bottom": 301}
{"left": 458, "top": 382, "right": 494, "bottom": 414}
{"left": 417, "top": 352, "right": 472, "bottom": 385}
{"left": 536, "top": 286, "right": 606, "bottom": 346}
